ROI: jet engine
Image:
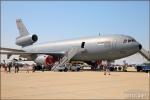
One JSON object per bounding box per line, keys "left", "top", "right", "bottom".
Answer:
{"left": 35, "top": 55, "right": 55, "bottom": 66}
{"left": 16, "top": 34, "right": 38, "bottom": 47}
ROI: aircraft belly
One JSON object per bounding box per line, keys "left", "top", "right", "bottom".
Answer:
{"left": 71, "top": 49, "right": 134, "bottom": 61}
{"left": 72, "top": 51, "right": 114, "bottom": 61}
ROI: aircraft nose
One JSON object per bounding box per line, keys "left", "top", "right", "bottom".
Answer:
{"left": 139, "top": 44, "right": 142, "bottom": 50}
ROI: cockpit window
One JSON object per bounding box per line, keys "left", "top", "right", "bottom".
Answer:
{"left": 128, "top": 39, "right": 132, "bottom": 43}
{"left": 123, "top": 39, "right": 127, "bottom": 43}
{"left": 123, "top": 39, "right": 136, "bottom": 43}
{"left": 132, "top": 39, "right": 136, "bottom": 42}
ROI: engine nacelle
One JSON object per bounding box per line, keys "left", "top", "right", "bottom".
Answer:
{"left": 16, "top": 34, "right": 38, "bottom": 47}
{"left": 35, "top": 55, "right": 55, "bottom": 66}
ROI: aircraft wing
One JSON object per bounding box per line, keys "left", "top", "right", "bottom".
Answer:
{"left": 0, "top": 51, "right": 64, "bottom": 56}
{"left": 1, "top": 47, "right": 65, "bottom": 59}
{"left": 0, "top": 47, "right": 25, "bottom": 52}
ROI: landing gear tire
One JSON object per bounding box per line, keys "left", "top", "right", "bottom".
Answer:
{"left": 77, "top": 68, "right": 80, "bottom": 71}
{"left": 137, "top": 66, "right": 141, "bottom": 72}
{"left": 118, "top": 67, "right": 122, "bottom": 71}
{"left": 64, "top": 68, "right": 68, "bottom": 72}
{"left": 123, "top": 70, "right": 127, "bottom": 72}
{"left": 59, "top": 69, "right": 63, "bottom": 72}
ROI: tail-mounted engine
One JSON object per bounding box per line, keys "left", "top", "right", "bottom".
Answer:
{"left": 16, "top": 34, "right": 38, "bottom": 47}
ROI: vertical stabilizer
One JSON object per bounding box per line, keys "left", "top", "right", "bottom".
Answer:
{"left": 16, "top": 19, "right": 29, "bottom": 37}
{"left": 15, "top": 19, "right": 38, "bottom": 47}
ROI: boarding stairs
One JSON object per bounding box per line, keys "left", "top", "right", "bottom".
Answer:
{"left": 51, "top": 48, "right": 85, "bottom": 71}
{"left": 139, "top": 48, "right": 150, "bottom": 61}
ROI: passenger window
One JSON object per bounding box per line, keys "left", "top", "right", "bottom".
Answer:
{"left": 123, "top": 39, "right": 127, "bottom": 43}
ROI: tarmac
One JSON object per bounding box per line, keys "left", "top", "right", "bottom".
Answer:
{"left": 1, "top": 67, "right": 150, "bottom": 99}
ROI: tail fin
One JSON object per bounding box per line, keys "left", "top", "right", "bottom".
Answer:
{"left": 16, "top": 19, "right": 29, "bottom": 37}
{"left": 15, "top": 19, "right": 38, "bottom": 47}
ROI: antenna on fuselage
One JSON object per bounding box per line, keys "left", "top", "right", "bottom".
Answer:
{"left": 99, "top": 32, "right": 101, "bottom": 36}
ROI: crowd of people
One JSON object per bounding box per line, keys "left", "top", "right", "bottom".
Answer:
{"left": 1, "top": 59, "right": 113, "bottom": 75}
{"left": 0, "top": 61, "right": 37, "bottom": 73}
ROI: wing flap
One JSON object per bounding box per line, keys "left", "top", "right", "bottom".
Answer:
{"left": 0, "top": 51, "right": 65, "bottom": 57}
{"left": 1, "top": 47, "right": 65, "bottom": 60}
{"left": 0, "top": 47, "right": 25, "bottom": 52}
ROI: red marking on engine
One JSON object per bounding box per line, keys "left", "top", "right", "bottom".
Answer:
{"left": 45, "top": 56, "right": 55, "bottom": 65}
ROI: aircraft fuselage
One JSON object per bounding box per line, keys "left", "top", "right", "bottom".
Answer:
{"left": 23, "top": 34, "right": 141, "bottom": 61}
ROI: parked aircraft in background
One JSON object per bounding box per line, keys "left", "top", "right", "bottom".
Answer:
{"left": 1, "top": 19, "right": 142, "bottom": 70}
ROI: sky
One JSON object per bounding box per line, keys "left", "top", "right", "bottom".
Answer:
{"left": 1, "top": 1, "right": 149, "bottom": 64}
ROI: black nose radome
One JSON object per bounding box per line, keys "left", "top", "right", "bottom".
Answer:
{"left": 139, "top": 44, "right": 142, "bottom": 50}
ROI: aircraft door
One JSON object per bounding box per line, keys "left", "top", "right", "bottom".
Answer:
{"left": 81, "top": 42, "right": 85, "bottom": 48}
{"left": 112, "top": 40, "right": 117, "bottom": 49}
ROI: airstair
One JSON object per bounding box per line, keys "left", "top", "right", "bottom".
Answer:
{"left": 139, "top": 48, "right": 150, "bottom": 61}
{"left": 51, "top": 48, "right": 85, "bottom": 71}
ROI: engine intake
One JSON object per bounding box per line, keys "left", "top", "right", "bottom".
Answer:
{"left": 16, "top": 34, "right": 38, "bottom": 47}
{"left": 35, "top": 55, "right": 55, "bottom": 67}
